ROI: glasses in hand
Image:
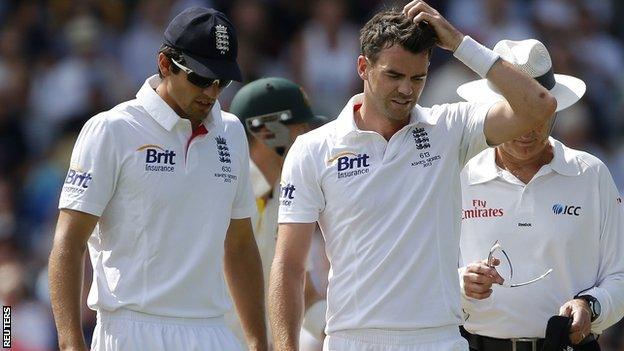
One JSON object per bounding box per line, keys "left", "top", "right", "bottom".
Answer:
{"left": 487, "top": 240, "right": 553, "bottom": 288}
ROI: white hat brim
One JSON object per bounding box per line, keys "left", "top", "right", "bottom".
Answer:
{"left": 456, "top": 74, "right": 586, "bottom": 112}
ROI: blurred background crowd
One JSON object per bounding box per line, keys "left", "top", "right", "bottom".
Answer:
{"left": 0, "top": 0, "right": 623, "bottom": 350}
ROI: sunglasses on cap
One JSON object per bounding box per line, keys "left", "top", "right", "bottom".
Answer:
{"left": 170, "top": 59, "right": 232, "bottom": 89}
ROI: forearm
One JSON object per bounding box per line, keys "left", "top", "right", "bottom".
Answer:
{"left": 48, "top": 237, "right": 87, "bottom": 350}
{"left": 224, "top": 240, "right": 268, "bottom": 351}
{"left": 269, "top": 260, "right": 306, "bottom": 351}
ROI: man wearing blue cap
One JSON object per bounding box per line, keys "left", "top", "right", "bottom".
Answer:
{"left": 49, "top": 7, "right": 267, "bottom": 351}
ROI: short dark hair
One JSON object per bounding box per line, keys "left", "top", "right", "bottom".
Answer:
{"left": 360, "top": 9, "right": 437, "bottom": 62}
{"left": 157, "top": 44, "right": 184, "bottom": 78}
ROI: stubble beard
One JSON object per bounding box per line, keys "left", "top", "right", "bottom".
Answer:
{"left": 384, "top": 100, "right": 413, "bottom": 123}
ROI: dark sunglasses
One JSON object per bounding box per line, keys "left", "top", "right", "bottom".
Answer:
{"left": 170, "top": 59, "right": 232, "bottom": 89}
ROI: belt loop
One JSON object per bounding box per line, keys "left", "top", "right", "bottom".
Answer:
{"left": 511, "top": 339, "right": 516, "bottom": 351}
{"left": 532, "top": 339, "right": 537, "bottom": 351}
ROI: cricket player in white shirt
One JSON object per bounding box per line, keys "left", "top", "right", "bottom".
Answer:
{"left": 48, "top": 7, "right": 267, "bottom": 351}
{"left": 268, "top": 1, "right": 558, "bottom": 350}
{"left": 226, "top": 77, "right": 330, "bottom": 350}
{"left": 458, "top": 39, "right": 624, "bottom": 351}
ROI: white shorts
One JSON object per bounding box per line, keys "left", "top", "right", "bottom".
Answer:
{"left": 91, "top": 309, "right": 243, "bottom": 351}
{"left": 323, "top": 325, "right": 468, "bottom": 351}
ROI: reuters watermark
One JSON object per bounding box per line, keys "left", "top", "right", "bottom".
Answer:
{"left": 2, "top": 306, "right": 10, "bottom": 349}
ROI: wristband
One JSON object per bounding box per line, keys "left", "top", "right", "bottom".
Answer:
{"left": 453, "top": 36, "right": 500, "bottom": 78}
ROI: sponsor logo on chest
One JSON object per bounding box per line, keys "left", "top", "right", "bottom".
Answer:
{"left": 462, "top": 199, "right": 504, "bottom": 219}
{"left": 552, "top": 203, "right": 581, "bottom": 216}
{"left": 327, "top": 152, "right": 371, "bottom": 179}
{"left": 137, "top": 144, "right": 176, "bottom": 172}
{"left": 214, "top": 136, "right": 237, "bottom": 183}
{"left": 410, "top": 127, "right": 442, "bottom": 168}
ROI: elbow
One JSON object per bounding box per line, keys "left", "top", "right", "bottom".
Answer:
{"left": 536, "top": 92, "right": 557, "bottom": 123}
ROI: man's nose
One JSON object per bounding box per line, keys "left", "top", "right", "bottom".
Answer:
{"left": 202, "top": 83, "right": 221, "bottom": 98}
{"left": 397, "top": 79, "right": 413, "bottom": 96}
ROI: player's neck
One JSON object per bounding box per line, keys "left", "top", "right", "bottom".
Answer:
{"left": 495, "top": 143, "right": 553, "bottom": 184}
{"left": 356, "top": 101, "right": 407, "bottom": 141}
{"left": 250, "top": 141, "right": 282, "bottom": 186}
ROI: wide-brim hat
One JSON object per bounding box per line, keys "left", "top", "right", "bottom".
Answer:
{"left": 457, "top": 39, "right": 586, "bottom": 112}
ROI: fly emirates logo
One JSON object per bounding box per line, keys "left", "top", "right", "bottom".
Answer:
{"left": 462, "top": 199, "right": 504, "bottom": 220}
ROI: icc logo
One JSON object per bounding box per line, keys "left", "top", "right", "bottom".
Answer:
{"left": 552, "top": 203, "right": 581, "bottom": 216}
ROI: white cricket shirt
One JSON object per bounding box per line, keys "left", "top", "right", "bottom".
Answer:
{"left": 59, "top": 75, "right": 256, "bottom": 318}
{"left": 459, "top": 138, "right": 624, "bottom": 337}
{"left": 278, "top": 94, "right": 493, "bottom": 333}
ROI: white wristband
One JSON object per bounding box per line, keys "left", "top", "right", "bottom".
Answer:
{"left": 453, "top": 36, "right": 500, "bottom": 78}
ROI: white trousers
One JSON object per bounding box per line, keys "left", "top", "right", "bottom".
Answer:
{"left": 91, "top": 309, "right": 243, "bottom": 351}
{"left": 323, "top": 325, "right": 468, "bottom": 351}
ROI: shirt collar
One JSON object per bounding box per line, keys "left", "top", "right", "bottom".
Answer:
{"left": 548, "top": 137, "right": 582, "bottom": 176}
{"left": 466, "top": 137, "right": 581, "bottom": 185}
{"left": 136, "top": 75, "right": 223, "bottom": 132}
{"left": 333, "top": 93, "right": 439, "bottom": 141}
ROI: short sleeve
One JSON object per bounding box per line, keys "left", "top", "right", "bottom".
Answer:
{"left": 278, "top": 136, "right": 324, "bottom": 223}
{"left": 58, "top": 115, "right": 120, "bottom": 216}
{"left": 587, "top": 162, "right": 624, "bottom": 333}
{"left": 455, "top": 101, "right": 495, "bottom": 167}
{"left": 230, "top": 126, "right": 256, "bottom": 219}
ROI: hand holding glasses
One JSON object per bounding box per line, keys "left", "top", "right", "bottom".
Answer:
{"left": 487, "top": 240, "right": 553, "bottom": 288}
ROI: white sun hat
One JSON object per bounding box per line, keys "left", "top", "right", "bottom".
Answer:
{"left": 456, "top": 39, "right": 586, "bottom": 112}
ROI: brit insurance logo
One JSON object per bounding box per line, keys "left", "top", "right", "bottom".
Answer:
{"left": 327, "top": 151, "right": 371, "bottom": 179}
{"left": 552, "top": 203, "right": 581, "bottom": 216}
{"left": 63, "top": 166, "right": 93, "bottom": 196}
{"left": 279, "top": 183, "right": 296, "bottom": 206}
{"left": 137, "top": 144, "right": 176, "bottom": 172}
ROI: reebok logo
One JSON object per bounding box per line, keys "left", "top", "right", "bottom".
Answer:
{"left": 462, "top": 199, "right": 504, "bottom": 219}
{"left": 552, "top": 203, "right": 581, "bottom": 216}
{"left": 137, "top": 145, "right": 176, "bottom": 172}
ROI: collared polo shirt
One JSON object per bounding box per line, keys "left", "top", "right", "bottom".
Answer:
{"left": 278, "top": 93, "right": 493, "bottom": 333}
{"left": 459, "top": 137, "right": 624, "bottom": 337}
{"left": 59, "top": 75, "right": 255, "bottom": 318}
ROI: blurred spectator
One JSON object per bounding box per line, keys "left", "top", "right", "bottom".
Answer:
{"left": 27, "top": 12, "right": 119, "bottom": 154}
{"left": 0, "top": 1, "right": 622, "bottom": 350}
{"left": 447, "top": 0, "right": 535, "bottom": 47}
{"left": 0, "top": 260, "right": 55, "bottom": 351}
{"left": 290, "top": 0, "right": 361, "bottom": 118}
{"left": 120, "top": 0, "right": 172, "bottom": 87}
